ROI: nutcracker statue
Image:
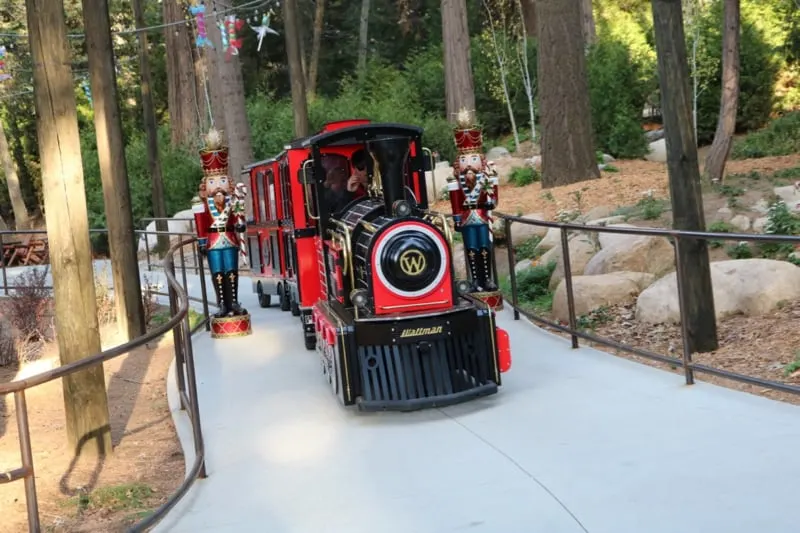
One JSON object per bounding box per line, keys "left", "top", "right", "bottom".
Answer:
{"left": 446, "top": 108, "right": 503, "bottom": 310}
{"left": 192, "top": 129, "right": 253, "bottom": 338}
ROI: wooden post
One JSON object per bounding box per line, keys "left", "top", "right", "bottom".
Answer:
{"left": 283, "top": 0, "right": 310, "bottom": 137}
{"left": 132, "top": 0, "right": 168, "bottom": 254}
{"left": 83, "top": 0, "right": 146, "bottom": 340}
{"left": 26, "top": 0, "right": 112, "bottom": 456}
{"left": 651, "top": 0, "right": 718, "bottom": 352}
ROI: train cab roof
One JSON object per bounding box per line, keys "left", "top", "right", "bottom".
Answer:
{"left": 241, "top": 157, "right": 278, "bottom": 174}
{"left": 290, "top": 123, "right": 424, "bottom": 150}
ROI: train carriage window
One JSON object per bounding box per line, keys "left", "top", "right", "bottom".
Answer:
{"left": 255, "top": 171, "right": 267, "bottom": 222}
{"left": 266, "top": 170, "right": 277, "bottom": 221}
{"left": 279, "top": 160, "right": 293, "bottom": 221}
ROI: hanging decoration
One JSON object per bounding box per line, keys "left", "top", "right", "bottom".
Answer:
{"left": 223, "top": 15, "right": 245, "bottom": 59}
{"left": 190, "top": 1, "right": 213, "bottom": 49}
{"left": 82, "top": 75, "right": 92, "bottom": 104}
{"left": 0, "top": 46, "right": 11, "bottom": 82}
{"left": 249, "top": 11, "right": 279, "bottom": 52}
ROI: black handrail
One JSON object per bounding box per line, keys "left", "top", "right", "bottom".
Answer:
{"left": 495, "top": 211, "right": 800, "bottom": 396}
{"left": 0, "top": 233, "right": 212, "bottom": 532}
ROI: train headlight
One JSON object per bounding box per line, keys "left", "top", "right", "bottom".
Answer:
{"left": 350, "top": 289, "right": 368, "bottom": 307}
{"left": 456, "top": 280, "right": 471, "bottom": 294}
{"left": 374, "top": 224, "right": 448, "bottom": 298}
{"left": 392, "top": 199, "right": 412, "bottom": 217}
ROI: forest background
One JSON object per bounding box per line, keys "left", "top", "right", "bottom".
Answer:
{"left": 0, "top": 0, "right": 799, "bottom": 254}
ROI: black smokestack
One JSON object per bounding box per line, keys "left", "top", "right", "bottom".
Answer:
{"left": 369, "top": 137, "right": 411, "bottom": 213}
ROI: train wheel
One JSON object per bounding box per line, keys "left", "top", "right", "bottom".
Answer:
{"left": 257, "top": 281, "right": 271, "bottom": 308}
{"left": 304, "top": 334, "right": 316, "bottom": 351}
{"left": 279, "top": 283, "right": 290, "bottom": 312}
{"left": 291, "top": 299, "right": 300, "bottom": 316}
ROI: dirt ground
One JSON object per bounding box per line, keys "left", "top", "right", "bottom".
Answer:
{"left": 478, "top": 152, "right": 800, "bottom": 407}
{"left": 0, "top": 324, "right": 184, "bottom": 532}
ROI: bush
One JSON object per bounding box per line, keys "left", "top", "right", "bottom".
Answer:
{"left": 586, "top": 36, "right": 651, "bottom": 158}
{"left": 516, "top": 261, "right": 556, "bottom": 303}
{"left": 731, "top": 111, "right": 800, "bottom": 159}
{"left": 508, "top": 166, "right": 539, "bottom": 186}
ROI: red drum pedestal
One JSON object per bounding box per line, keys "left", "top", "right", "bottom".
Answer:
{"left": 211, "top": 313, "right": 252, "bottom": 339}
{"left": 473, "top": 290, "right": 504, "bottom": 311}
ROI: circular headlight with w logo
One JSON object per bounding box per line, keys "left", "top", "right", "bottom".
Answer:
{"left": 374, "top": 223, "right": 447, "bottom": 298}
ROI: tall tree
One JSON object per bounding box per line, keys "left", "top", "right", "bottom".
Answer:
{"left": 651, "top": 0, "right": 718, "bottom": 353}
{"left": 308, "top": 0, "right": 326, "bottom": 97}
{"left": 441, "top": 0, "right": 476, "bottom": 121}
{"left": 0, "top": 118, "right": 30, "bottom": 229}
{"left": 206, "top": 0, "right": 254, "bottom": 200}
{"left": 83, "top": 0, "right": 146, "bottom": 341}
{"left": 704, "top": 0, "right": 741, "bottom": 183}
{"left": 284, "top": 0, "right": 310, "bottom": 137}
{"left": 358, "top": 0, "right": 371, "bottom": 74}
{"left": 163, "top": 0, "right": 202, "bottom": 146}
{"left": 132, "top": 0, "right": 169, "bottom": 252}
{"left": 26, "top": 0, "right": 112, "bottom": 456}
{"left": 536, "top": 0, "right": 599, "bottom": 187}
{"left": 580, "top": 0, "right": 596, "bottom": 48}
{"left": 520, "top": 0, "right": 537, "bottom": 38}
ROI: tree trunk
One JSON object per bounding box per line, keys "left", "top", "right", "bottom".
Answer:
{"left": 163, "top": 0, "right": 201, "bottom": 146}
{"left": 284, "top": 0, "right": 310, "bottom": 137}
{"left": 580, "top": 0, "right": 596, "bottom": 48}
{"left": 0, "top": 118, "right": 30, "bottom": 229}
{"left": 703, "top": 0, "right": 740, "bottom": 183}
{"left": 308, "top": 0, "right": 326, "bottom": 97}
{"left": 536, "top": 0, "right": 599, "bottom": 187}
{"left": 132, "top": 0, "right": 168, "bottom": 252}
{"left": 206, "top": 0, "right": 254, "bottom": 211}
{"left": 358, "top": 0, "right": 371, "bottom": 74}
{"left": 651, "top": 0, "right": 718, "bottom": 353}
{"left": 200, "top": 23, "right": 226, "bottom": 133}
{"left": 520, "top": 0, "right": 537, "bottom": 38}
{"left": 441, "top": 0, "right": 476, "bottom": 122}
{"left": 26, "top": 0, "right": 111, "bottom": 457}
{"left": 83, "top": 0, "right": 146, "bottom": 341}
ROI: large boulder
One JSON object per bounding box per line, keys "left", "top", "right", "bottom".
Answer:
{"left": 486, "top": 146, "right": 511, "bottom": 160}
{"left": 138, "top": 208, "right": 195, "bottom": 253}
{"left": 584, "top": 224, "right": 674, "bottom": 278}
{"left": 645, "top": 138, "right": 667, "bottom": 163}
{"left": 537, "top": 232, "right": 598, "bottom": 291}
{"left": 534, "top": 227, "right": 562, "bottom": 254}
{"left": 552, "top": 271, "right": 656, "bottom": 323}
{"left": 509, "top": 213, "right": 548, "bottom": 245}
{"left": 773, "top": 185, "right": 800, "bottom": 212}
{"left": 636, "top": 259, "right": 800, "bottom": 324}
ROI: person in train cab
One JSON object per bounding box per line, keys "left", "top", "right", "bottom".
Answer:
{"left": 346, "top": 148, "right": 368, "bottom": 198}
{"left": 321, "top": 153, "right": 354, "bottom": 213}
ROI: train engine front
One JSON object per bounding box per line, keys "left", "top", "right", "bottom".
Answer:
{"left": 307, "top": 123, "right": 510, "bottom": 412}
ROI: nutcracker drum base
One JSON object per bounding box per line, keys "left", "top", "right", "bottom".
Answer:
{"left": 211, "top": 313, "right": 253, "bottom": 338}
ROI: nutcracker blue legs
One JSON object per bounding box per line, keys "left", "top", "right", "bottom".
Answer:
{"left": 207, "top": 246, "right": 246, "bottom": 317}
{"left": 461, "top": 222, "right": 497, "bottom": 291}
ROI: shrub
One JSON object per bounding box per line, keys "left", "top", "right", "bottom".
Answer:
{"left": 516, "top": 261, "right": 556, "bottom": 303}
{"left": 731, "top": 111, "right": 800, "bottom": 159}
{"left": 508, "top": 166, "right": 539, "bottom": 186}
{"left": 6, "top": 268, "right": 51, "bottom": 343}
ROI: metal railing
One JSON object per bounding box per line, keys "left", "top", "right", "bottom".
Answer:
{"left": 0, "top": 229, "right": 214, "bottom": 532}
{"left": 497, "top": 212, "right": 800, "bottom": 396}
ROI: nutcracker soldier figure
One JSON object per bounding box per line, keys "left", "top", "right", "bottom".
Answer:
{"left": 446, "top": 109, "right": 503, "bottom": 310}
{"left": 192, "top": 129, "right": 253, "bottom": 338}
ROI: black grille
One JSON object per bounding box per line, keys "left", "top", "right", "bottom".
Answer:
{"left": 356, "top": 328, "right": 498, "bottom": 411}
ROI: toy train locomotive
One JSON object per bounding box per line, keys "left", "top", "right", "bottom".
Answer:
{"left": 242, "top": 117, "right": 510, "bottom": 411}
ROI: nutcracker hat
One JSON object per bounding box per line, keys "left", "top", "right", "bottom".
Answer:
{"left": 453, "top": 108, "right": 483, "bottom": 155}
{"left": 199, "top": 128, "right": 230, "bottom": 178}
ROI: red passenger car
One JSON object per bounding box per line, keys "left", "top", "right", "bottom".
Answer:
{"left": 243, "top": 119, "right": 511, "bottom": 411}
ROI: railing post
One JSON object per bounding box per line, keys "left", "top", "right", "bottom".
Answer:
{"left": 197, "top": 246, "right": 211, "bottom": 331}
{"left": 168, "top": 261, "right": 188, "bottom": 409}
{"left": 560, "top": 227, "right": 579, "bottom": 349}
{"left": 179, "top": 241, "right": 189, "bottom": 295}
{"left": 504, "top": 218, "right": 520, "bottom": 320}
{"left": 144, "top": 232, "right": 152, "bottom": 272}
{"left": 15, "top": 390, "right": 40, "bottom": 533}
{"left": 672, "top": 235, "right": 695, "bottom": 385}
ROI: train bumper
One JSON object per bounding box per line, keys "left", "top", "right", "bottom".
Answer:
{"left": 352, "top": 306, "right": 503, "bottom": 412}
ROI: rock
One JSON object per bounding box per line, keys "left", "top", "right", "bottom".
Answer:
{"left": 645, "top": 138, "right": 667, "bottom": 163}
{"left": 452, "top": 243, "right": 466, "bottom": 278}
{"left": 586, "top": 215, "right": 627, "bottom": 227}
{"left": 515, "top": 258, "right": 537, "bottom": 274}
{"left": 552, "top": 271, "right": 656, "bottom": 322}
{"left": 751, "top": 199, "right": 770, "bottom": 215}
{"left": 636, "top": 259, "right": 800, "bottom": 324}
{"left": 581, "top": 205, "right": 615, "bottom": 222}
{"left": 533, "top": 227, "right": 562, "bottom": 254}
{"left": 645, "top": 129, "right": 665, "bottom": 142}
{"left": 486, "top": 146, "right": 511, "bottom": 160}
{"left": 585, "top": 224, "right": 674, "bottom": 277}
{"left": 715, "top": 207, "right": 733, "bottom": 222}
{"left": 752, "top": 217, "right": 768, "bottom": 232}
{"left": 528, "top": 155, "right": 542, "bottom": 169}
{"left": 428, "top": 163, "right": 454, "bottom": 201}
{"left": 537, "top": 232, "right": 598, "bottom": 291}
{"left": 596, "top": 223, "right": 639, "bottom": 249}
{"left": 602, "top": 154, "right": 615, "bottom": 163}
{"left": 510, "top": 213, "right": 548, "bottom": 245}
{"left": 138, "top": 209, "right": 195, "bottom": 253}
{"left": 729, "top": 214, "right": 751, "bottom": 231}
{"left": 773, "top": 185, "right": 800, "bottom": 212}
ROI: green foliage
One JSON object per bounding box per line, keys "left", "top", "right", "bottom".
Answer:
{"left": 636, "top": 194, "right": 666, "bottom": 220}
{"left": 586, "top": 32, "right": 652, "bottom": 158}
{"left": 516, "top": 261, "right": 556, "bottom": 303}
{"left": 514, "top": 236, "right": 542, "bottom": 261}
{"left": 708, "top": 220, "right": 735, "bottom": 248}
{"left": 508, "top": 166, "right": 539, "bottom": 186}
{"left": 731, "top": 112, "right": 800, "bottom": 159}
{"left": 577, "top": 305, "right": 613, "bottom": 330}
{"left": 726, "top": 242, "right": 754, "bottom": 259}
{"left": 758, "top": 198, "right": 800, "bottom": 258}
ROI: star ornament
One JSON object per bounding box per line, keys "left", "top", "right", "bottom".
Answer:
{"left": 250, "top": 12, "right": 279, "bottom": 52}
{"left": 456, "top": 107, "right": 475, "bottom": 128}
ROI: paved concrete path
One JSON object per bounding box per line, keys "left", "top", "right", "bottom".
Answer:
{"left": 10, "top": 265, "right": 797, "bottom": 532}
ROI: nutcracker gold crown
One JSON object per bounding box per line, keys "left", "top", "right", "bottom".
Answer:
{"left": 199, "top": 128, "right": 229, "bottom": 177}
{"left": 453, "top": 108, "right": 483, "bottom": 155}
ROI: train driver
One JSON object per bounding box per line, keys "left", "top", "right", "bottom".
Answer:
{"left": 346, "top": 148, "right": 368, "bottom": 198}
